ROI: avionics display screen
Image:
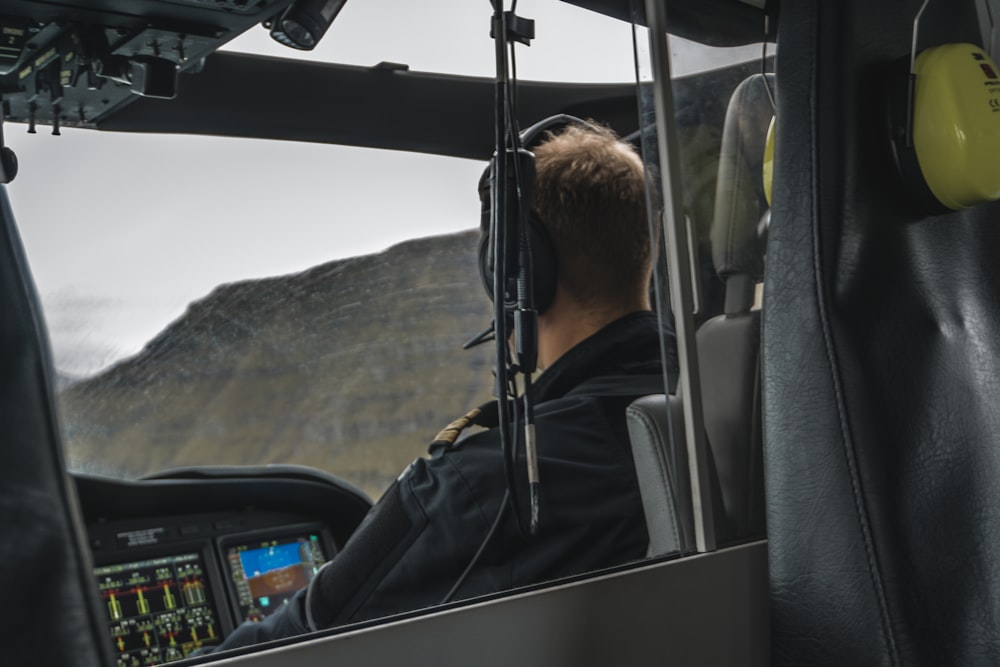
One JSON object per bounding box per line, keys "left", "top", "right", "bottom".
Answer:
{"left": 224, "top": 531, "right": 328, "bottom": 623}
{"left": 94, "top": 552, "right": 223, "bottom": 665}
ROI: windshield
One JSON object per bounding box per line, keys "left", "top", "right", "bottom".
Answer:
{"left": 10, "top": 2, "right": 762, "bottom": 503}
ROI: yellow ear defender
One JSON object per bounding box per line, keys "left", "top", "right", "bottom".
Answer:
{"left": 762, "top": 115, "right": 775, "bottom": 207}
{"left": 889, "top": 0, "right": 1000, "bottom": 212}
{"left": 907, "top": 42, "right": 1000, "bottom": 210}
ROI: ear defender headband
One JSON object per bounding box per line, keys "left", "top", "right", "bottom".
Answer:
{"left": 477, "top": 114, "right": 600, "bottom": 315}
{"left": 889, "top": 4, "right": 1000, "bottom": 212}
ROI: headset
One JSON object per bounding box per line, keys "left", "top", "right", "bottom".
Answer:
{"left": 477, "top": 114, "right": 600, "bottom": 318}
{"left": 889, "top": 0, "right": 1000, "bottom": 212}
{"left": 761, "top": 3, "right": 1000, "bottom": 214}
{"left": 470, "top": 113, "right": 603, "bottom": 543}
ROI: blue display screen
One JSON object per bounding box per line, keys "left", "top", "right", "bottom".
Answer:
{"left": 225, "top": 532, "right": 329, "bottom": 623}
{"left": 238, "top": 542, "right": 303, "bottom": 578}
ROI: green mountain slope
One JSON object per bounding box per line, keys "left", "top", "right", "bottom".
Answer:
{"left": 59, "top": 229, "right": 496, "bottom": 498}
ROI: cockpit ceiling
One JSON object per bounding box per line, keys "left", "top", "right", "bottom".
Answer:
{"left": 0, "top": 0, "right": 769, "bottom": 155}
{"left": 98, "top": 54, "right": 638, "bottom": 160}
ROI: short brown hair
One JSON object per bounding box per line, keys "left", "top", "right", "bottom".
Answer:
{"left": 532, "top": 123, "right": 654, "bottom": 309}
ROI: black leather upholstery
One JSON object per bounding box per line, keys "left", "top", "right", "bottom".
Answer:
{"left": 0, "top": 186, "right": 111, "bottom": 666}
{"left": 765, "top": 2, "right": 1000, "bottom": 664}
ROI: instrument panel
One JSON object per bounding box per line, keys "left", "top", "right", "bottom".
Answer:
{"left": 222, "top": 529, "right": 329, "bottom": 626}
{"left": 75, "top": 466, "right": 372, "bottom": 666}
{"left": 96, "top": 551, "right": 224, "bottom": 661}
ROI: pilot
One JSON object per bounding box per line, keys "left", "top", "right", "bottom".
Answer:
{"left": 205, "top": 119, "right": 677, "bottom": 653}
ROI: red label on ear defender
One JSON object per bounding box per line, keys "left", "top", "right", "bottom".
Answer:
{"left": 981, "top": 63, "right": 999, "bottom": 80}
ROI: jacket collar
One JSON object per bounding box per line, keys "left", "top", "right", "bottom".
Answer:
{"left": 440, "top": 311, "right": 669, "bottom": 440}
{"left": 532, "top": 310, "right": 666, "bottom": 403}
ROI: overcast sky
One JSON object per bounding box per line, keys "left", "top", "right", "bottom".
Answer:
{"left": 6, "top": 0, "right": 757, "bottom": 377}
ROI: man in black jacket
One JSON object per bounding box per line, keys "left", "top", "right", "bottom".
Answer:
{"left": 208, "top": 119, "right": 676, "bottom": 652}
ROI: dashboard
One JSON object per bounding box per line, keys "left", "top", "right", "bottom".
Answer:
{"left": 74, "top": 466, "right": 373, "bottom": 666}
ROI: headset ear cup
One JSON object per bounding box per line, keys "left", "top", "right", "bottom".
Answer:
{"left": 913, "top": 44, "right": 1000, "bottom": 209}
{"left": 527, "top": 215, "right": 557, "bottom": 314}
{"left": 887, "top": 55, "right": 952, "bottom": 214}
{"left": 478, "top": 216, "right": 558, "bottom": 315}
{"left": 887, "top": 56, "right": 950, "bottom": 215}
{"left": 477, "top": 115, "right": 592, "bottom": 314}
{"left": 889, "top": 43, "right": 1000, "bottom": 213}
{"left": 478, "top": 231, "right": 494, "bottom": 303}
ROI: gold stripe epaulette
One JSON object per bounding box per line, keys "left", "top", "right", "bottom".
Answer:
{"left": 430, "top": 406, "right": 483, "bottom": 448}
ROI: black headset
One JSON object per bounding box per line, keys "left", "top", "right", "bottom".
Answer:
{"left": 477, "top": 114, "right": 600, "bottom": 316}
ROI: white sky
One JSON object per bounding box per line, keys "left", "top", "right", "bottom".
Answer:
{"left": 6, "top": 0, "right": 758, "bottom": 376}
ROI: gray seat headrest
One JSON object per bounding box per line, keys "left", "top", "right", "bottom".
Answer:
{"left": 711, "top": 73, "right": 774, "bottom": 282}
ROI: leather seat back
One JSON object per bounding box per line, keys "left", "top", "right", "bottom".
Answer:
{"left": 0, "top": 186, "right": 111, "bottom": 665}
{"left": 766, "top": 2, "right": 1000, "bottom": 662}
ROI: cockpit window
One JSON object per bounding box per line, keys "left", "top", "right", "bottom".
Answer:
{"left": 12, "top": 8, "right": 764, "bottom": 507}
{"left": 11, "top": 2, "right": 766, "bottom": 621}
{"left": 12, "top": 138, "right": 492, "bottom": 495}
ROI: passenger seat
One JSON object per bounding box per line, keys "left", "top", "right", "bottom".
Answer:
{"left": 695, "top": 73, "right": 771, "bottom": 542}
{"left": 628, "top": 73, "right": 772, "bottom": 553}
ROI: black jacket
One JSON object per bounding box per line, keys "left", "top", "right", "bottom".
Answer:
{"left": 213, "top": 310, "right": 675, "bottom": 651}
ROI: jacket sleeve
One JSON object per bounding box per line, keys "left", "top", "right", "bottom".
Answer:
{"left": 305, "top": 471, "right": 428, "bottom": 628}
{"left": 306, "top": 446, "right": 504, "bottom": 627}
{"left": 200, "top": 587, "right": 312, "bottom": 653}
{"left": 203, "top": 472, "right": 428, "bottom": 655}
{"left": 203, "top": 441, "right": 501, "bottom": 655}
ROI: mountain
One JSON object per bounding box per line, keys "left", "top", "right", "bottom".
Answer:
{"left": 55, "top": 371, "right": 82, "bottom": 392}
{"left": 58, "top": 229, "right": 497, "bottom": 499}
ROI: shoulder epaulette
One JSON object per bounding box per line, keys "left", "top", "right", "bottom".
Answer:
{"left": 427, "top": 399, "right": 504, "bottom": 451}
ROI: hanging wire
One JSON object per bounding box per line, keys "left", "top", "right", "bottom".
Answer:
{"left": 493, "top": 0, "right": 529, "bottom": 538}
{"left": 760, "top": 14, "right": 776, "bottom": 113}
{"left": 445, "top": 0, "right": 542, "bottom": 607}
{"left": 441, "top": 490, "right": 511, "bottom": 604}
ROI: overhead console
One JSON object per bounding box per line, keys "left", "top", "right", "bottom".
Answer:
{"left": 0, "top": 0, "right": 292, "bottom": 131}
{"left": 75, "top": 465, "right": 372, "bottom": 665}
{"left": 0, "top": 0, "right": 647, "bottom": 162}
